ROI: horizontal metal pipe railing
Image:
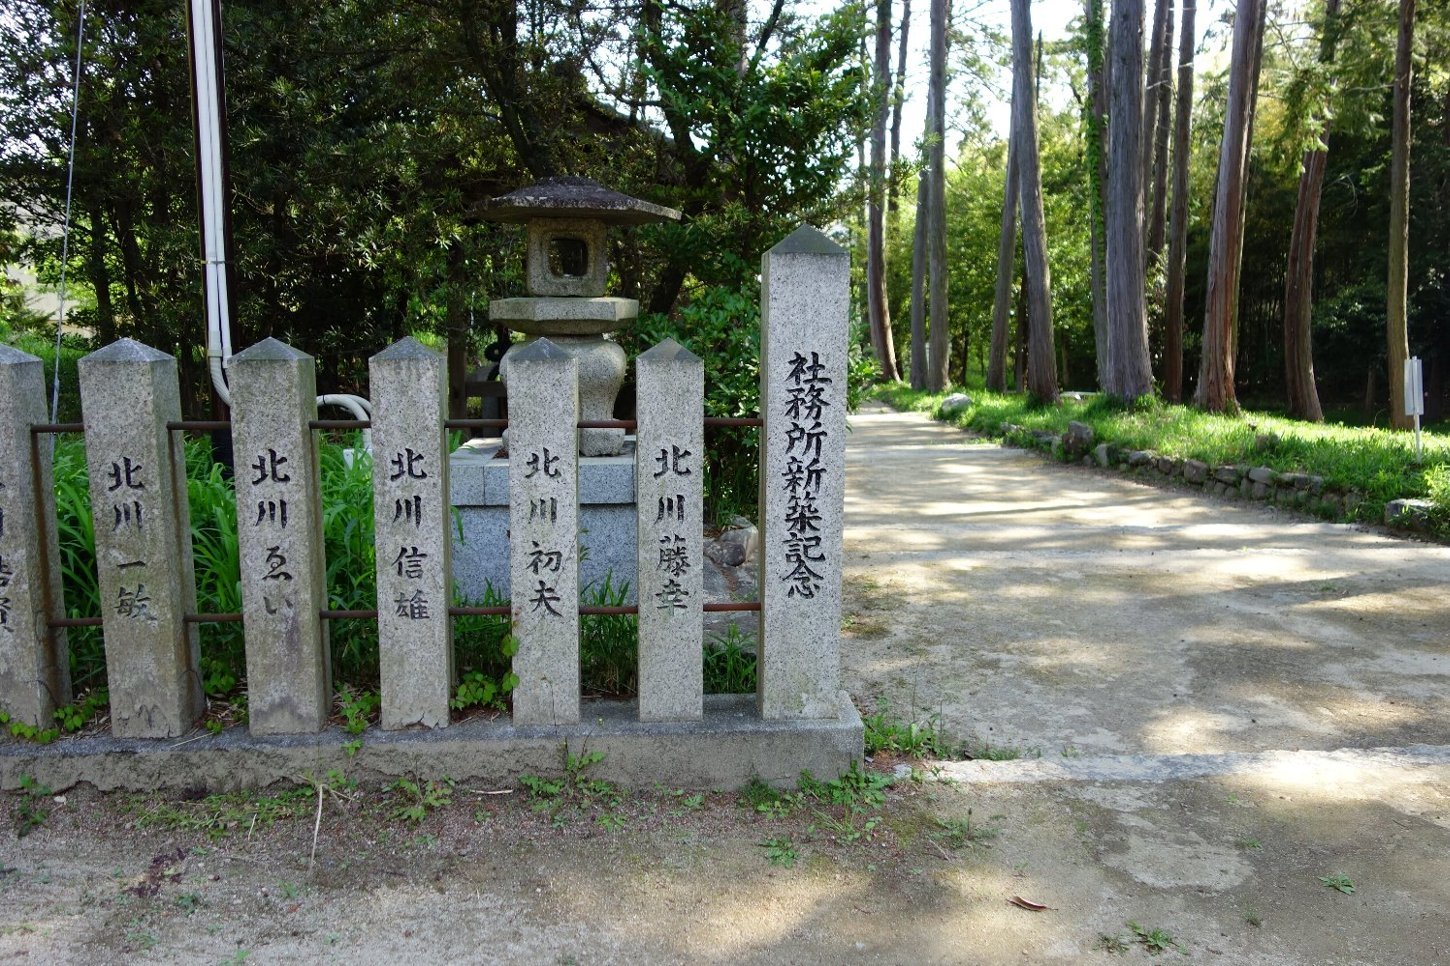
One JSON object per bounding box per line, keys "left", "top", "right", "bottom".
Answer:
{"left": 54, "top": 599, "right": 761, "bottom": 630}
{"left": 32, "top": 416, "right": 767, "bottom": 436}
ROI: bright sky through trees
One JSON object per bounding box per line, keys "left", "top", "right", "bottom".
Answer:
{"left": 863, "top": 0, "right": 1225, "bottom": 148}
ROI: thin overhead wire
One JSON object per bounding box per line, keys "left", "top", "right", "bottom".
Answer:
{"left": 51, "top": 0, "right": 88, "bottom": 422}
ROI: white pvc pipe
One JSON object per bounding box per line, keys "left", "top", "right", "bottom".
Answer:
{"left": 191, "top": 0, "right": 232, "bottom": 407}
{"left": 318, "top": 393, "right": 374, "bottom": 452}
{"left": 191, "top": 0, "right": 375, "bottom": 439}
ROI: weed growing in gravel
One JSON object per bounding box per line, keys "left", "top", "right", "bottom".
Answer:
{"left": 389, "top": 778, "right": 455, "bottom": 823}
{"left": 1095, "top": 932, "right": 1130, "bottom": 953}
{"left": 742, "top": 767, "right": 896, "bottom": 857}
{"left": 12, "top": 774, "right": 52, "bottom": 837}
{"left": 738, "top": 778, "right": 796, "bottom": 817}
{"left": 798, "top": 767, "right": 891, "bottom": 810}
{"left": 1320, "top": 873, "right": 1356, "bottom": 894}
{"left": 963, "top": 739, "right": 1039, "bottom": 761}
{"left": 519, "top": 748, "right": 623, "bottom": 826}
{"left": 1126, "top": 921, "right": 1181, "bottom": 955}
{"left": 128, "top": 785, "right": 315, "bottom": 838}
{"left": 930, "top": 809, "right": 999, "bottom": 850}
{"left": 812, "top": 808, "right": 882, "bottom": 844}
{"left": 862, "top": 699, "right": 949, "bottom": 758}
{"left": 760, "top": 836, "right": 799, "bottom": 867}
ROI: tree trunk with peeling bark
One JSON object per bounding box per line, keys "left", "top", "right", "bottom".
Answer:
{"left": 1083, "top": 0, "right": 1110, "bottom": 387}
{"left": 1163, "top": 0, "right": 1195, "bottom": 401}
{"left": 887, "top": 0, "right": 911, "bottom": 232}
{"left": 1139, "top": 0, "right": 1169, "bottom": 247}
{"left": 926, "top": 0, "right": 951, "bottom": 391}
{"left": 1146, "top": 0, "right": 1173, "bottom": 271}
{"left": 1105, "top": 0, "right": 1153, "bottom": 400}
{"left": 988, "top": 114, "right": 1019, "bottom": 393}
{"left": 867, "top": 0, "right": 901, "bottom": 381}
{"left": 909, "top": 175, "right": 928, "bottom": 389}
{"left": 1282, "top": 0, "right": 1341, "bottom": 422}
{"left": 1011, "top": 0, "right": 1058, "bottom": 402}
{"left": 1194, "top": 0, "right": 1266, "bottom": 412}
{"left": 1387, "top": 0, "right": 1415, "bottom": 429}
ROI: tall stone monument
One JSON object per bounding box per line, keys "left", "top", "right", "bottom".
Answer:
{"left": 370, "top": 338, "right": 453, "bottom": 730}
{"left": 0, "top": 345, "right": 70, "bottom": 727}
{"left": 758, "top": 226, "right": 850, "bottom": 720}
{"left": 78, "top": 340, "right": 203, "bottom": 737}
{"left": 229, "top": 338, "right": 331, "bottom": 735}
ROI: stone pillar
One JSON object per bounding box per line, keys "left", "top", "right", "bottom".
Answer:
{"left": 634, "top": 338, "right": 704, "bottom": 721}
{"left": 758, "top": 226, "right": 849, "bottom": 720}
{"left": 78, "top": 340, "right": 202, "bottom": 737}
{"left": 370, "top": 337, "right": 452, "bottom": 730}
{"left": 507, "top": 338, "right": 580, "bottom": 725}
{"left": 0, "top": 345, "right": 70, "bottom": 726}
{"left": 230, "top": 338, "right": 330, "bottom": 734}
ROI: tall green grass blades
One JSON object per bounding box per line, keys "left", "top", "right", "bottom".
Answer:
{"left": 319, "top": 437, "right": 378, "bottom": 685}
{"left": 187, "top": 456, "right": 245, "bottom": 696}
{"left": 49, "top": 437, "right": 103, "bottom": 686}
{"left": 704, "top": 624, "right": 757, "bottom": 694}
{"left": 580, "top": 575, "right": 636, "bottom": 697}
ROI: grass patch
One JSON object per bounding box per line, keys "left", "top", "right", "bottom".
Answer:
{"left": 876, "top": 384, "right": 1450, "bottom": 532}
{"left": 127, "top": 785, "right": 316, "bottom": 839}
{"left": 704, "top": 625, "right": 757, "bottom": 694}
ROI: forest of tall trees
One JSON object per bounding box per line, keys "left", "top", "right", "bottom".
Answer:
{"left": 873, "top": 0, "right": 1449, "bottom": 426}
{"left": 1, "top": 0, "right": 1447, "bottom": 427}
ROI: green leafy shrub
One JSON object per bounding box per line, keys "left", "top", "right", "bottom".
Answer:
{"left": 633, "top": 285, "right": 760, "bottom": 523}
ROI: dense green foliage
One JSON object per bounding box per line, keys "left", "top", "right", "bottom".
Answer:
{"left": 880, "top": 3, "right": 1449, "bottom": 421}
{"left": 0, "top": 0, "right": 872, "bottom": 409}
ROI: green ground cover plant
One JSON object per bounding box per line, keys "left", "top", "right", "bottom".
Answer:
{"left": 862, "top": 699, "right": 948, "bottom": 758}
{"left": 877, "top": 385, "right": 1450, "bottom": 531}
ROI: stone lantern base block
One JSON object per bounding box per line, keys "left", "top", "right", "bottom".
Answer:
{"left": 450, "top": 438, "right": 639, "bottom": 603}
{"left": 489, "top": 298, "right": 639, "bottom": 336}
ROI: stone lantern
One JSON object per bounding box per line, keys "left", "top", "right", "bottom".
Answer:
{"left": 482, "top": 176, "right": 681, "bottom": 456}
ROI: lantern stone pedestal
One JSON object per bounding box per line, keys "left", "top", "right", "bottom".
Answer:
{"left": 449, "top": 438, "right": 639, "bottom": 603}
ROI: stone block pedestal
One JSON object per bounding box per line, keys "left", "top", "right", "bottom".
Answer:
{"left": 450, "top": 439, "right": 639, "bottom": 603}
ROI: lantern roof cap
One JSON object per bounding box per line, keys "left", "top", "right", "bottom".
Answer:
{"left": 482, "top": 176, "right": 681, "bottom": 226}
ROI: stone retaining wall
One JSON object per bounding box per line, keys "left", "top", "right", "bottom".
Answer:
{"left": 999, "top": 419, "right": 1437, "bottom": 531}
